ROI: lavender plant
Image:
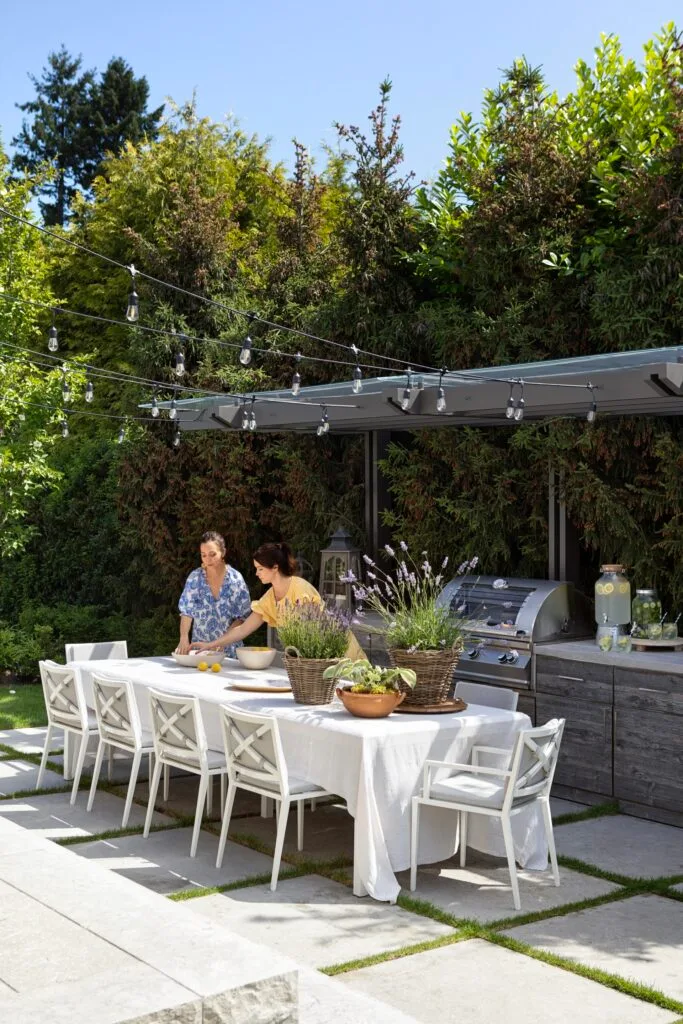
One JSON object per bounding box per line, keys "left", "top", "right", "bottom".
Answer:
{"left": 344, "top": 543, "right": 479, "bottom": 653}
{"left": 278, "top": 599, "right": 351, "bottom": 660}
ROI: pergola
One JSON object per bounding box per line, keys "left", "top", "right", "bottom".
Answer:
{"left": 160, "top": 345, "right": 683, "bottom": 577}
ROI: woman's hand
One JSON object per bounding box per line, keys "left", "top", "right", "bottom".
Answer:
{"left": 176, "top": 638, "right": 192, "bottom": 655}
{"left": 189, "top": 639, "right": 221, "bottom": 652}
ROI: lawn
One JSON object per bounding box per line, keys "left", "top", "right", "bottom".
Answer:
{"left": 0, "top": 684, "right": 47, "bottom": 729}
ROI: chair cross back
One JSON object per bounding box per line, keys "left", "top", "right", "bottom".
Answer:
{"left": 224, "top": 716, "right": 280, "bottom": 787}
{"left": 509, "top": 720, "right": 564, "bottom": 804}
{"left": 40, "top": 661, "right": 86, "bottom": 729}
{"left": 149, "top": 690, "right": 206, "bottom": 768}
{"left": 92, "top": 674, "right": 140, "bottom": 747}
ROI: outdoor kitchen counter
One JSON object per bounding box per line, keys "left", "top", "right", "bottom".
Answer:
{"left": 535, "top": 640, "right": 683, "bottom": 827}
{"left": 536, "top": 639, "right": 683, "bottom": 677}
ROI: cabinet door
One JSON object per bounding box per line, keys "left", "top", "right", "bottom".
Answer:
{"left": 536, "top": 695, "right": 613, "bottom": 796}
{"left": 614, "top": 708, "right": 683, "bottom": 813}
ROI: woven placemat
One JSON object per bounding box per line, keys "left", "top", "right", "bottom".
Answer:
{"left": 393, "top": 698, "right": 468, "bottom": 715}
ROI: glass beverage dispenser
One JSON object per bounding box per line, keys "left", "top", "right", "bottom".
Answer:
{"left": 595, "top": 564, "right": 631, "bottom": 627}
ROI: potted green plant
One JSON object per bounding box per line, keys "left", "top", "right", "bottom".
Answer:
{"left": 343, "top": 545, "right": 479, "bottom": 706}
{"left": 278, "top": 600, "right": 351, "bottom": 705}
{"left": 322, "top": 658, "right": 417, "bottom": 718}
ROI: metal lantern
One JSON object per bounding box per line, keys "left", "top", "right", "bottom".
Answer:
{"left": 319, "top": 527, "right": 361, "bottom": 609}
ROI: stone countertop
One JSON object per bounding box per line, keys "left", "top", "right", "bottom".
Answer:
{"left": 536, "top": 639, "right": 683, "bottom": 676}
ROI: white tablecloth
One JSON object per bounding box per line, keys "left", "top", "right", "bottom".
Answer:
{"left": 70, "top": 656, "right": 547, "bottom": 902}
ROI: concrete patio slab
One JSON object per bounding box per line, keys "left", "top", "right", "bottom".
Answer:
{"left": 396, "top": 861, "right": 620, "bottom": 923}
{"left": 556, "top": 815, "right": 683, "bottom": 878}
{"left": 126, "top": 772, "right": 263, "bottom": 820}
{"left": 188, "top": 874, "right": 455, "bottom": 969}
{"left": 550, "top": 797, "right": 590, "bottom": 818}
{"left": 0, "top": 758, "right": 65, "bottom": 795}
{"left": 70, "top": 827, "right": 274, "bottom": 893}
{"left": 226, "top": 800, "right": 354, "bottom": 862}
{"left": 0, "top": 725, "right": 63, "bottom": 754}
{"left": 340, "top": 938, "right": 680, "bottom": 1023}
{"left": 0, "top": 790, "right": 173, "bottom": 840}
{"left": 503, "top": 894, "right": 683, "bottom": 1001}
{"left": 299, "top": 967, "right": 419, "bottom": 1023}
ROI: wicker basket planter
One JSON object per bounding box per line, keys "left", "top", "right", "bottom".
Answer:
{"left": 388, "top": 646, "right": 462, "bottom": 706}
{"left": 283, "top": 647, "right": 339, "bottom": 705}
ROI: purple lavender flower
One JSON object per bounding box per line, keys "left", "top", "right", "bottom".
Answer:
{"left": 384, "top": 544, "right": 395, "bottom": 557}
{"left": 400, "top": 560, "right": 409, "bottom": 579}
{"left": 408, "top": 572, "right": 417, "bottom": 586}
{"left": 456, "top": 560, "right": 468, "bottom": 575}
{"left": 441, "top": 556, "right": 449, "bottom": 569}
{"left": 339, "top": 570, "right": 357, "bottom": 583}
{"left": 400, "top": 540, "right": 409, "bottom": 552}
{"left": 367, "top": 571, "right": 377, "bottom": 580}
{"left": 421, "top": 560, "right": 432, "bottom": 576}
{"left": 422, "top": 550, "right": 428, "bottom": 557}
{"left": 363, "top": 554, "right": 375, "bottom": 566}
{"left": 469, "top": 555, "right": 479, "bottom": 570}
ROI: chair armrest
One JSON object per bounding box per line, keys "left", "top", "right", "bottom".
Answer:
{"left": 421, "top": 758, "right": 511, "bottom": 794}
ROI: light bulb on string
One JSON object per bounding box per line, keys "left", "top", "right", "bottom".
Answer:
{"left": 316, "top": 407, "right": 329, "bottom": 437}
{"left": 169, "top": 396, "right": 177, "bottom": 420}
{"left": 125, "top": 265, "right": 139, "bottom": 323}
{"left": 174, "top": 351, "right": 185, "bottom": 378}
{"left": 505, "top": 383, "right": 515, "bottom": 419}
{"left": 61, "top": 418, "right": 69, "bottom": 439}
{"left": 586, "top": 384, "right": 597, "bottom": 424}
{"left": 85, "top": 381, "right": 94, "bottom": 403}
{"left": 117, "top": 426, "right": 125, "bottom": 444}
{"left": 173, "top": 426, "right": 181, "bottom": 449}
{"left": 352, "top": 365, "right": 363, "bottom": 394}
{"left": 61, "top": 372, "right": 71, "bottom": 404}
{"left": 241, "top": 406, "right": 250, "bottom": 430}
{"left": 401, "top": 369, "right": 413, "bottom": 412}
{"left": 513, "top": 383, "right": 525, "bottom": 422}
{"left": 48, "top": 313, "right": 58, "bottom": 353}
{"left": 436, "top": 370, "right": 447, "bottom": 413}
{"left": 151, "top": 393, "right": 160, "bottom": 419}
{"left": 248, "top": 399, "right": 257, "bottom": 432}
{"left": 291, "top": 353, "right": 302, "bottom": 396}
{"left": 239, "top": 335, "right": 253, "bottom": 366}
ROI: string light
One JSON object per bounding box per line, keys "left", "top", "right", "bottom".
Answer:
{"left": 60, "top": 418, "right": 69, "bottom": 438}
{"left": 291, "top": 353, "right": 302, "bottom": 396}
{"left": 513, "top": 382, "right": 525, "bottom": 422}
{"left": 174, "top": 350, "right": 185, "bottom": 378}
{"left": 151, "top": 392, "right": 160, "bottom": 418}
{"left": 248, "top": 398, "right": 257, "bottom": 432}
{"left": 401, "top": 369, "right": 413, "bottom": 412}
{"left": 61, "top": 370, "right": 71, "bottom": 404}
{"left": 239, "top": 335, "right": 253, "bottom": 367}
{"left": 85, "top": 380, "right": 94, "bottom": 403}
{"left": 586, "top": 384, "right": 597, "bottom": 424}
{"left": 117, "top": 426, "right": 125, "bottom": 444}
{"left": 125, "top": 265, "right": 139, "bottom": 322}
{"left": 436, "top": 370, "right": 447, "bottom": 413}
{"left": 48, "top": 312, "right": 58, "bottom": 353}
{"left": 169, "top": 396, "right": 177, "bottom": 420}
{"left": 173, "top": 425, "right": 181, "bottom": 448}
{"left": 241, "top": 405, "right": 250, "bottom": 430}
{"left": 505, "top": 383, "right": 516, "bottom": 420}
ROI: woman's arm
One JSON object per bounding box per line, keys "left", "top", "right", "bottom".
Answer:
{"left": 190, "top": 611, "right": 265, "bottom": 651}
{"left": 176, "top": 615, "right": 194, "bottom": 654}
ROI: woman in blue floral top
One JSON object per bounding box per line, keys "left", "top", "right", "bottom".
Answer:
{"left": 176, "top": 532, "right": 252, "bottom": 658}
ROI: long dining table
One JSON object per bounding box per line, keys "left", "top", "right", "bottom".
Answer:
{"left": 66, "top": 656, "right": 548, "bottom": 903}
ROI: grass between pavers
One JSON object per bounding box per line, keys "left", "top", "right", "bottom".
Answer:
{"left": 552, "top": 800, "right": 620, "bottom": 826}
{"left": 55, "top": 817, "right": 196, "bottom": 845}
{"left": 0, "top": 684, "right": 47, "bottom": 729}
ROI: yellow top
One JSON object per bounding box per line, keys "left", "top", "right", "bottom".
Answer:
{"left": 251, "top": 576, "right": 365, "bottom": 660}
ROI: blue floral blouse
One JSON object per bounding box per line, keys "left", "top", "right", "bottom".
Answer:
{"left": 178, "top": 566, "right": 252, "bottom": 658}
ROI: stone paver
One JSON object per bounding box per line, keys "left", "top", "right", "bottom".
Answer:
{"left": 397, "top": 860, "right": 620, "bottom": 922}
{"left": 0, "top": 759, "right": 65, "bottom": 795}
{"left": 340, "top": 938, "right": 680, "bottom": 1023}
{"left": 188, "top": 874, "right": 455, "bottom": 968}
{"left": 126, "top": 772, "right": 263, "bottom": 820}
{"left": 299, "top": 967, "right": 419, "bottom": 1023}
{"left": 227, "top": 800, "right": 354, "bottom": 862}
{"left": 70, "top": 827, "right": 274, "bottom": 893}
{"left": 0, "top": 790, "right": 172, "bottom": 840}
{"left": 504, "top": 894, "right": 683, "bottom": 1001}
{"left": 556, "top": 815, "right": 683, "bottom": 878}
{"left": 0, "top": 725, "right": 63, "bottom": 755}
{"left": 550, "top": 797, "right": 590, "bottom": 818}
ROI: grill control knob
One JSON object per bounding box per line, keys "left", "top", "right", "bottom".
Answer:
{"left": 497, "top": 653, "right": 508, "bottom": 663}
{"left": 507, "top": 649, "right": 519, "bottom": 663}
{"left": 467, "top": 648, "right": 480, "bottom": 659}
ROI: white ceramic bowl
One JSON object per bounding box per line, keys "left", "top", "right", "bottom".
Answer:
{"left": 171, "top": 651, "right": 226, "bottom": 668}
{"left": 235, "top": 646, "right": 277, "bottom": 670}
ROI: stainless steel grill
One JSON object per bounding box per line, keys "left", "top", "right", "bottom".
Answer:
{"left": 436, "top": 575, "right": 592, "bottom": 691}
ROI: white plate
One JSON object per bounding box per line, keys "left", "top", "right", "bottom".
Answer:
{"left": 225, "top": 679, "right": 292, "bottom": 694}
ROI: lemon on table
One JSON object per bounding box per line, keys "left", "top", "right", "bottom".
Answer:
{"left": 211, "top": 662, "right": 221, "bottom": 673}
{"left": 197, "top": 661, "right": 208, "bottom": 671}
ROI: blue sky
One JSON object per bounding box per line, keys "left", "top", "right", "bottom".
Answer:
{"left": 0, "top": 0, "right": 677, "bottom": 183}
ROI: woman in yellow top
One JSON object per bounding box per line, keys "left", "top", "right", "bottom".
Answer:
{"left": 191, "top": 541, "right": 364, "bottom": 660}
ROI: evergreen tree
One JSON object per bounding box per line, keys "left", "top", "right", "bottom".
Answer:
{"left": 12, "top": 47, "right": 163, "bottom": 226}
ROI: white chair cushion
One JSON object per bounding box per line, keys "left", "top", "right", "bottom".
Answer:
{"left": 235, "top": 771, "right": 324, "bottom": 796}
{"left": 429, "top": 772, "right": 534, "bottom": 810}
{"left": 158, "top": 746, "right": 225, "bottom": 770}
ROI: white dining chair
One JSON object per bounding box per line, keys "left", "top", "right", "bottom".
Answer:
{"left": 64, "top": 640, "right": 128, "bottom": 663}
{"left": 216, "top": 705, "right": 334, "bottom": 891}
{"left": 37, "top": 660, "right": 99, "bottom": 805}
{"left": 87, "top": 673, "right": 157, "bottom": 828}
{"left": 144, "top": 689, "right": 226, "bottom": 857}
{"left": 410, "top": 718, "right": 566, "bottom": 910}
{"left": 454, "top": 680, "right": 519, "bottom": 712}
